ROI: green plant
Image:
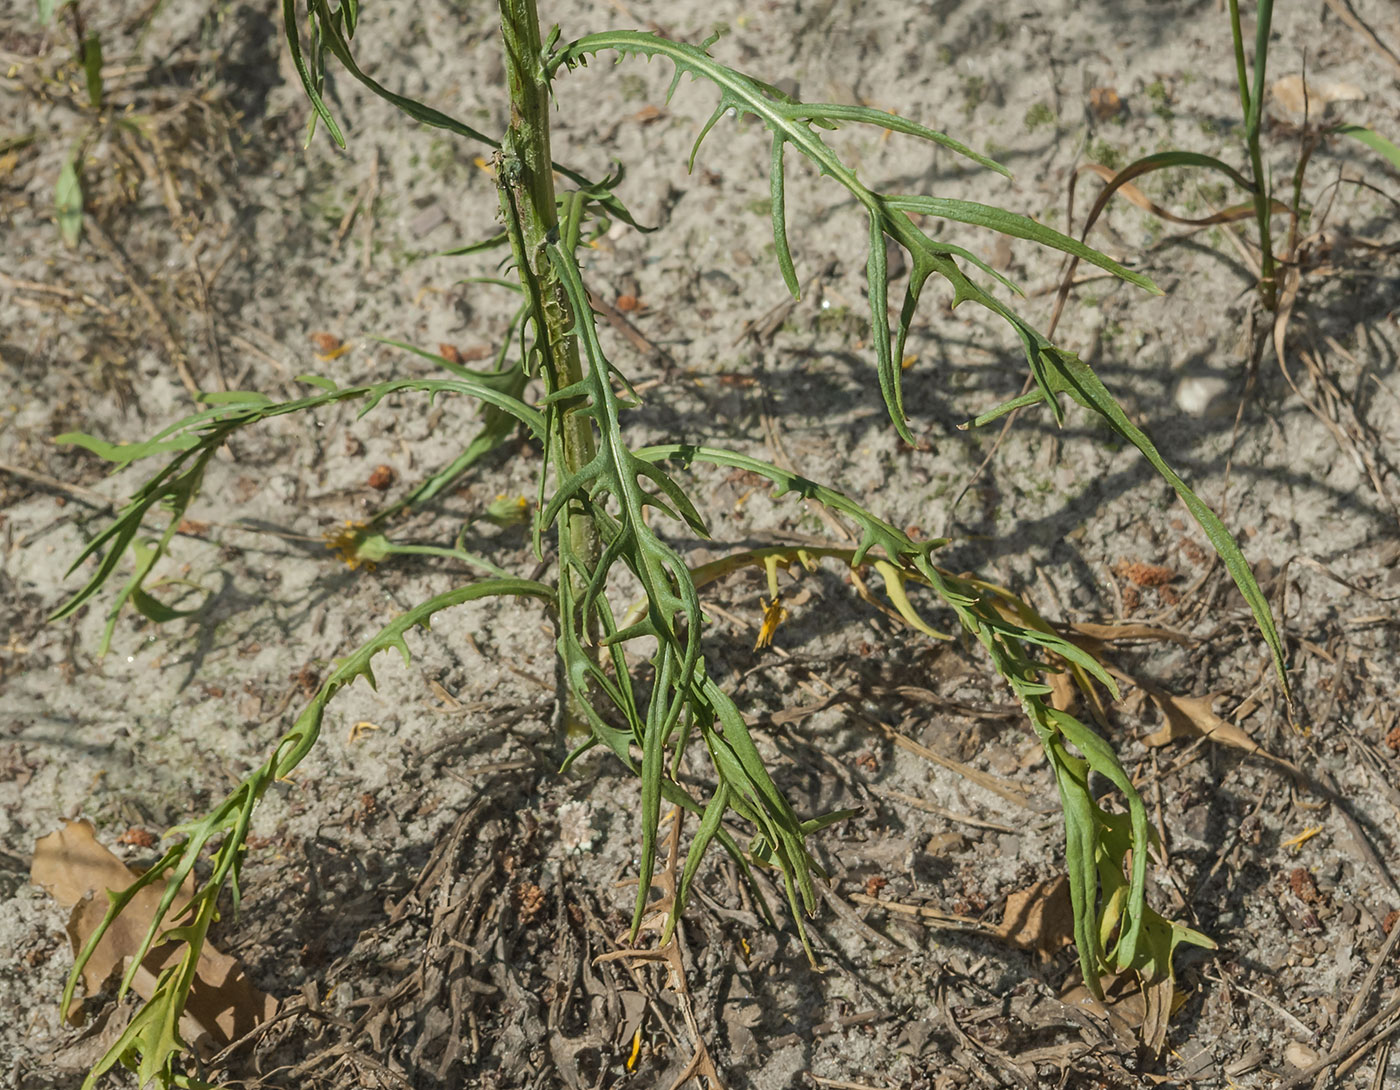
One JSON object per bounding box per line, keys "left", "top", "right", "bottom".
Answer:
{"left": 1144, "top": 80, "right": 1172, "bottom": 122}
{"left": 1064, "top": 0, "right": 1399, "bottom": 315}
{"left": 51, "top": 2, "right": 1290, "bottom": 1086}
{"left": 1023, "top": 100, "right": 1056, "bottom": 132}
{"left": 34, "top": 1, "right": 104, "bottom": 247}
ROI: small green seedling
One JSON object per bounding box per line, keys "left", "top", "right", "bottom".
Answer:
{"left": 1060, "top": 0, "right": 1399, "bottom": 317}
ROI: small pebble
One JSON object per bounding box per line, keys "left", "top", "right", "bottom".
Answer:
{"left": 1284, "top": 1041, "right": 1320, "bottom": 1069}
{"left": 1174, "top": 374, "right": 1233, "bottom": 418}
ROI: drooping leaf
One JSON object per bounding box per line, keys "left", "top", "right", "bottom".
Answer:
{"left": 62, "top": 578, "right": 552, "bottom": 1085}
{"left": 51, "top": 376, "right": 543, "bottom": 641}
{"left": 552, "top": 30, "right": 1157, "bottom": 441}
{"left": 1035, "top": 348, "right": 1288, "bottom": 696}
{"left": 883, "top": 196, "right": 1158, "bottom": 292}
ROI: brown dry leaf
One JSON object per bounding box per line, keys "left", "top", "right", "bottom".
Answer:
{"left": 1271, "top": 74, "right": 1364, "bottom": 115}
{"left": 438, "top": 342, "right": 492, "bottom": 364}
{"left": 1069, "top": 621, "right": 1194, "bottom": 646}
{"left": 992, "top": 877, "right": 1074, "bottom": 959}
{"left": 1061, "top": 968, "right": 1176, "bottom": 1054}
{"left": 1140, "top": 689, "right": 1292, "bottom": 769}
{"left": 31, "top": 820, "right": 276, "bottom": 1052}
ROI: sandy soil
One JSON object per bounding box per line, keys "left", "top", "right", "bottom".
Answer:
{"left": 3, "top": 0, "right": 1400, "bottom": 1087}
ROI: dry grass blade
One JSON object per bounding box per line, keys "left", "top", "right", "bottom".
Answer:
{"left": 874, "top": 786, "right": 1018, "bottom": 834}
{"left": 1275, "top": 992, "right": 1400, "bottom": 1090}
{"left": 87, "top": 219, "right": 200, "bottom": 400}
{"left": 848, "top": 891, "right": 992, "bottom": 932}
{"left": 1321, "top": 0, "right": 1400, "bottom": 78}
{"left": 865, "top": 716, "right": 1036, "bottom": 810}
{"left": 594, "top": 807, "right": 724, "bottom": 1090}
{"left": 1049, "top": 150, "right": 1267, "bottom": 337}
{"left": 1312, "top": 918, "right": 1400, "bottom": 1089}
{"left": 1271, "top": 269, "right": 1400, "bottom": 527}
{"left": 1074, "top": 162, "right": 1266, "bottom": 227}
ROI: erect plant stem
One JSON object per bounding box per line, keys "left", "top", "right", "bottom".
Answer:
{"left": 1229, "top": 0, "right": 1277, "bottom": 310}
{"left": 495, "top": 0, "right": 601, "bottom": 728}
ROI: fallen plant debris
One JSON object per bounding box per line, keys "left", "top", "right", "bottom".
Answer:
{"left": 29, "top": 821, "right": 275, "bottom": 1056}
{"left": 992, "top": 877, "right": 1075, "bottom": 960}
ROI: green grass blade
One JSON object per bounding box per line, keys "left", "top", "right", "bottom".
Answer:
{"left": 1097, "top": 149, "right": 1257, "bottom": 194}
{"left": 55, "top": 154, "right": 83, "bottom": 247}
{"left": 82, "top": 31, "right": 103, "bottom": 108}
{"left": 1335, "top": 124, "right": 1400, "bottom": 171}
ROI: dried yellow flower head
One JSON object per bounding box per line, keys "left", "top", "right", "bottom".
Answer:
{"left": 324, "top": 521, "right": 390, "bottom": 571}
{"left": 754, "top": 595, "right": 788, "bottom": 650}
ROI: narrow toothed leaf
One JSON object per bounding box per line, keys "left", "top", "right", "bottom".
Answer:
{"left": 787, "top": 103, "right": 1009, "bottom": 176}
{"left": 865, "top": 212, "right": 910, "bottom": 441}
{"left": 886, "top": 196, "right": 1159, "bottom": 293}
{"left": 283, "top": 0, "right": 345, "bottom": 147}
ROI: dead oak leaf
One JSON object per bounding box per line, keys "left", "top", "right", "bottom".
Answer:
{"left": 30, "top": 820, "right": 275, "bottom": 1053}
{"left": 1140, "top": 688, "right": 1297, "bottom": 775}
{"left": 992, "top": 876, "right": 1074, "bottom": 959}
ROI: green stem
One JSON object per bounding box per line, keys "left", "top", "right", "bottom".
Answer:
{"left": 1229, "top": 0, "right": 1277, "bottom": 309}
{"left": 381, "top": 542, "right": 517, "bottom": 580}
{"left": 495, "top": 0, "right": 601, "bottom": 729}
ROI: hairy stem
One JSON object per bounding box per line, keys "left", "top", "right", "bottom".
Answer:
{"left": 496, "top": 0, "right": 601, "bottom": 731}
